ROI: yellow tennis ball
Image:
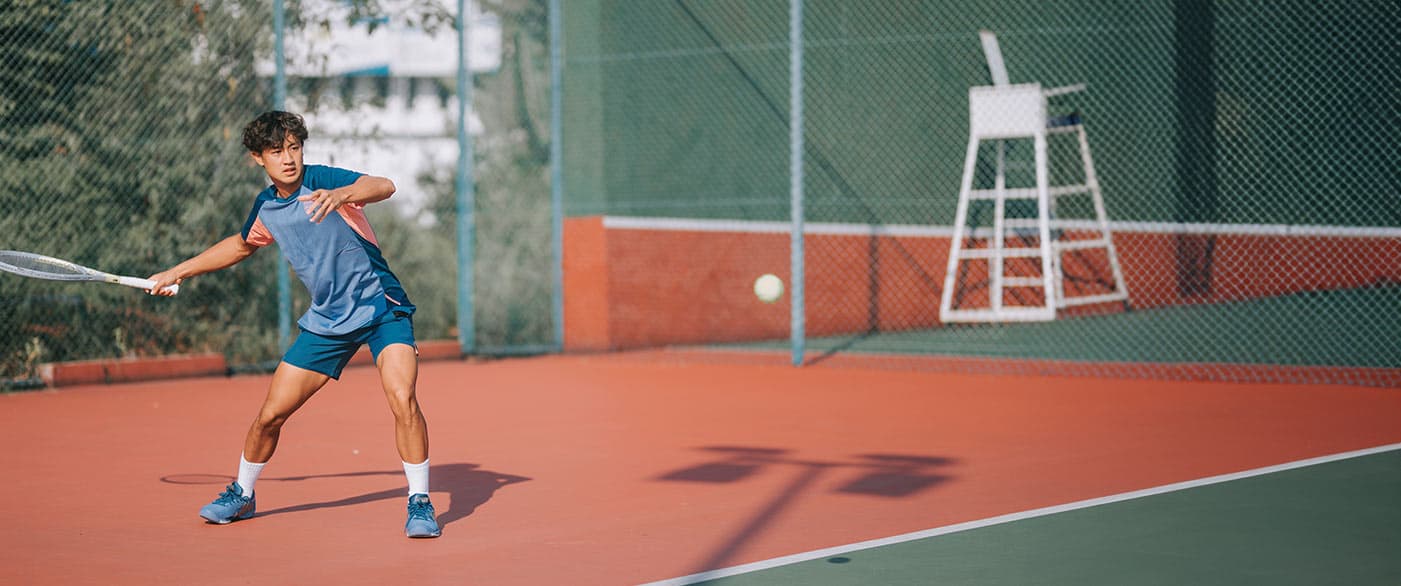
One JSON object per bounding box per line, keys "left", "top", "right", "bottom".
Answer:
{"left": 754, "top": 274, "right": 784, "bottom": 303}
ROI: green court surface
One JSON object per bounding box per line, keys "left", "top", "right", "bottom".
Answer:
{"left": 734, "top": 285, "right": 1401, "bottom": 370}
{"left": 691, "top": 448, "right": 1401, "bottom": 585}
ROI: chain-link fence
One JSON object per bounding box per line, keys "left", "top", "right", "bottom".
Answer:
{"left": 0, "top": 0, "right": 556, "bottom": 386}
{"left": 278, "top": 0, "right": 554, "bottom": 355}
{"left": 557, "top": 0, "right": 1400, "bottom": 385}
{"left": 1, "top": 1, "right": 278, "bottom": 384}
{"left": 4, "top": 1, "right": 1397, "bottom": 389}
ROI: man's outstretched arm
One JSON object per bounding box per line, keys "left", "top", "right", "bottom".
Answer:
{"left": 147, "top": 234, "right": 258, "bottom": 296}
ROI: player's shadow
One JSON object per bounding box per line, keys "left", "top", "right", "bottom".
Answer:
{"left": 160, "top": 462, "right": 529, "bottom": 527}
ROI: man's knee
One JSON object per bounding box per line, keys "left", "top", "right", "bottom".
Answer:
{"left": 253, "top": 408, "right": 292, "bottom": 433}
{"left": 388, "top": 387, "right": 419, "bottom": 412}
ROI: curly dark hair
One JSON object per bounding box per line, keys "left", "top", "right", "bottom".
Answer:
{"left": 241, "top": 111, "right": 309, "bottom": 153}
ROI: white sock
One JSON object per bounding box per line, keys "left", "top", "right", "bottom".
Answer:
{"left": 237, "top": 454, "right": 266, "bottom": 498}
{"left": 403, "top": 459, "right": 430, "bottom": 496}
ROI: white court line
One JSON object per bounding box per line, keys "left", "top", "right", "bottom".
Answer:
{"left": 638, "top": 442, "right": 1401, "bottom": 586}
{"left": 603, "top": 215, "right": 1401, "bottom": 239}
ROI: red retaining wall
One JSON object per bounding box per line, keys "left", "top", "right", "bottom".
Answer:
{"left": 562, "top": 216, "right": 1400, "bottom": 351}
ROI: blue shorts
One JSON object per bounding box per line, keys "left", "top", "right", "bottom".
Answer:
{"left": 283, "top": 311, "right": 417, "bottom": 379}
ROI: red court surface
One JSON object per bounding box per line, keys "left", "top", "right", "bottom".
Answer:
{"left": 3, "top": 353, "right": 1399, "bottom": 585}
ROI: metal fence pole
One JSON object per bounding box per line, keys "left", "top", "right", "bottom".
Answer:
{"left": 456, "top": 0, "right": 476, "bottom": 354}
{"left": 789, "top": 0, "right": 805, "bottom": 366}
{"left": 549, "top": 0, "right": 565, "bottom": 352}
{"left": 274, "top": 0, "right": 291, "bottom": 353}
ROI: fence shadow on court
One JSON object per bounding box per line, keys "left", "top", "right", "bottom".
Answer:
{"left": 657, "top": 446, "right": 955, "bottom": 575}
{"left": 160, "top": 463, "right": 531, "bottom": 528}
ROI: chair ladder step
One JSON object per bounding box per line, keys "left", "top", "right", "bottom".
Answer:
{"left": 1058, "top": 290, "right": 1130, "bottom": 307}
{"left": 1001, "top": 277, "right": 1047, "bottom": 288}
{"left": 958, "top": 248, "right": 1044, "bottom": 259}
{"left": 1053, "top": 238, "right": 1111, "bottom": 251}
{"left": 941, "top": 307, "right": 1057, "bottom": 323}
{"left": 968, "top": 185, "right": 1090, "bottom": 200}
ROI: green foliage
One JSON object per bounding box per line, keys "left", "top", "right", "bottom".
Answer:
{"left": 0, "top": 0, "right": 553, "bottom": 376}
{"left": 0, "top": 1, "right": 279, "bottom": 377}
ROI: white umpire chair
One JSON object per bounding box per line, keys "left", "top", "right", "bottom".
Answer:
{"left": 938, "top": 30, "right": 1129, "bottom": 323}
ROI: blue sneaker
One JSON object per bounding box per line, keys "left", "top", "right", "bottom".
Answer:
{"left": 405, "top": 493, "right": 441, "bottom": 538}
{"left": 199, "top": 483, "right": 256, "bottom": 524}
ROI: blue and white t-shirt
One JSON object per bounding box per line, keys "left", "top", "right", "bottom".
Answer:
{"left": 240, "top": 165, "right": 413, "bottom": 336}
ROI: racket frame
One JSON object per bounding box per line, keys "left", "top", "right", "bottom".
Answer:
{"left": 0, "top": 251, "right": 179, "bottom": 295}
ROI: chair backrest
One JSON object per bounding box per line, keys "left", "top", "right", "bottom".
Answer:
{"left": 979, "top": 30, "right": 1011, "bottom": 87}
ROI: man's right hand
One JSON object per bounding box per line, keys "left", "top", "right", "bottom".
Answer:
{"left": 146, "top": 269, "right": 183, "bottom": 297}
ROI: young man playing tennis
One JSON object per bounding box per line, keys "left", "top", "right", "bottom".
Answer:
{"left": 148, "top": 111, "right": 440, "bottom": 538}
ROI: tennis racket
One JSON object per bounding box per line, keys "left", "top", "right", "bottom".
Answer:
{"left": 0, "top": 250, "right": 179, "bottom": 295}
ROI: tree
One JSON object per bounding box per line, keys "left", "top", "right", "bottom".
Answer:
{"left": 2, "top": 1, "right": 276, "bottom": 377}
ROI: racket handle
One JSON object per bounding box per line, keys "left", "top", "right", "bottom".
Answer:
{"left": 118, "top": 276, "right": 180, "bottom": 295}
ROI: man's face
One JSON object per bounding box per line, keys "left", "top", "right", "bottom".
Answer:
{"left": 250, "top": 134, "right": 304, "bottom": 192}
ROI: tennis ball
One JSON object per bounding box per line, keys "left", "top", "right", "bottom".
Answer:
{"left": 754, "top": 274, "right": 784, "bottom": 303}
